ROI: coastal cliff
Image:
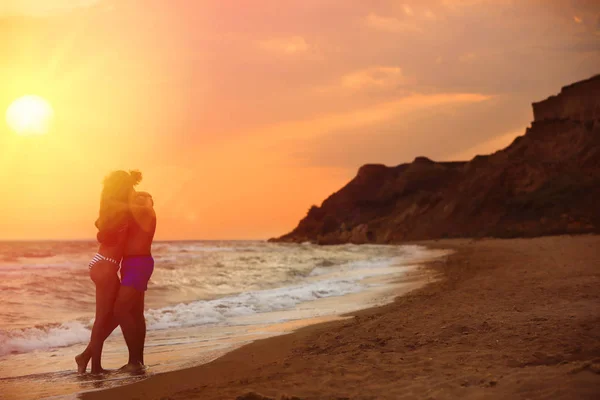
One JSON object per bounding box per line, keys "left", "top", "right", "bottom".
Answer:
{"left": 271, "top": 75, "right": 600, "bottom": 244}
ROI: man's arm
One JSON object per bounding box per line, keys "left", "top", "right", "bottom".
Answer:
{"left": 103, "top": 192, "right": 153, "bottom": 214}
{"left": 96, "top": 193, "right": 152, "bottom": 231}
{"left": 131, "top": 192, "right": 156, "bottom": 232}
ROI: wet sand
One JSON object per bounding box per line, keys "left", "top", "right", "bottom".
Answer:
{"left": 83, "top": 235, "right": 600, "bottom": 400}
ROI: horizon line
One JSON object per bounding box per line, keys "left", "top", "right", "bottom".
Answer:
{"left": 0, "top": 238, "right": 271, "bottom": 242}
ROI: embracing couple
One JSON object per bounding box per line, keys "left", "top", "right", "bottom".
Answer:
{"left": 76, "top": 170, "right": 157, "bottom": 374}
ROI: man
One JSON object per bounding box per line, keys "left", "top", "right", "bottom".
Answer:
{"left": 114, "top": 191, "right": 157, "bottom": 371}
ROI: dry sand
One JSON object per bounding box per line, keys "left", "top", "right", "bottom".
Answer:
{"left": 82, "top": 235, "right": 600, "bottom": 400}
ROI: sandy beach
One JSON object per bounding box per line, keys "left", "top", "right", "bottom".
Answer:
{"left": 80, "top": 235, "right": 600, "bottom": 400}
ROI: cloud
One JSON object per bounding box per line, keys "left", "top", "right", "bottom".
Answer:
{"left": 256, "top": 92, "right": 492, "bottom": 147}
{"left": 448, "top": 130, "right": 523, "bottom": 160}
{"left": 365, "top": 12, "right": 422, "bottom": 33}
{"left": 439, "top": 0, "right": 499, "bottom": 11}
{"left": 314, "top": 66, "right": 411, "bottom": 96}
{"left": 341, "top": 66, "right": 408, "bottom": 90}
{"left": 286, "top": 93, "right": 531, "bottom": 169}
{"left": 257, "top": 36, "right": 310, "bottom": 55}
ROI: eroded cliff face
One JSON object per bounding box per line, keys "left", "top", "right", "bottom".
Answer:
{"left": 532, "top": 75, "right": 600, "bottom": 123}
{"left": 271, "top": 75, "right": 600, "bottom": 244}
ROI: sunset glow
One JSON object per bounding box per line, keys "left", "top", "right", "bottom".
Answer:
{"left": 0, "top": 1, "right": 598, "bottom": 240}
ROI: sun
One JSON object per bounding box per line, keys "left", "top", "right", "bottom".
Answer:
{"left": 5, "top": 95, "right": 54, "bottom": 136}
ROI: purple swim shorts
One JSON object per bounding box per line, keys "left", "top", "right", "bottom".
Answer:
{"left": 121, "top": 256, "right": 154, "bottom": 292}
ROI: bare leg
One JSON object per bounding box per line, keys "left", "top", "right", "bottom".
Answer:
{"left": 76, "top": 317, "right": 119, "bottom": 373}
{"left": 114, "top": 285, "right": 144, "bottom": 370}
{"left": 78, "top": 266, "right": 120, "bottom": 374}
{"left": 135, "top": 292, "right": 146, "bottom": 365}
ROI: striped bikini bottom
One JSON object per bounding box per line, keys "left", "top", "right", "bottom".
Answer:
{"left": 88, "top": 253, "right": 120, "bottom": 270}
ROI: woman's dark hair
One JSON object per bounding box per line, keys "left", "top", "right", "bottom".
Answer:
{"left": 95, "top": 170, "right": 142, "bottom": 243}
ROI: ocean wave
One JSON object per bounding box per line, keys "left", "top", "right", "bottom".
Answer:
{"left": 0, "top": 261, "right": 86, "bottom": 272}
{"left": 0, "top": 242, "right": 439, "bottom": 357}
{"left": 156, "top": 243, "right": 240, "bottom": 253}
{"left": 0, "top": 322, "right": 91, "bottom": 357}
{"left": 0, "top": 277, "right": 368, "bottom": 356}
{"left": 144, "top": 278, "right": 365, "bottom": 330}
{"left": 309, "top": 258, "right": 397, "bottom": 277}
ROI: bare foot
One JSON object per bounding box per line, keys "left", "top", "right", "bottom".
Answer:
{"left": 119, "top": 362, "right": 146, "bottom": 373}
{"left": 75, "top": 353, "right": 90, "bottom": 374}
{"left": 90, "top": 367, "right": 110, "bottom": 375}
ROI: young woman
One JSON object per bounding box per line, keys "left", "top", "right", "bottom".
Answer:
{"left": 75, "top": 170, "right": 142, "bottom": 374}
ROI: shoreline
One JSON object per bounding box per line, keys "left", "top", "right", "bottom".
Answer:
{"left": 71, "top": 250, "right": 443, "bottom": 399}
{"left": 0, "top": 245, "right": 440, "bottom": 400}
{"left": 80, "top": 235, "right": 600, "bottom": 400}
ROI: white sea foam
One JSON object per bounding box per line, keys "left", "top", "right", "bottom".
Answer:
{"left": 145, "top": 278, "right": 365, "bottom": 330}
{"left": 0, "top": 277, "right": 363, "bottom": 356}
{"left": 0, "top": 259, "right": 401, "bottom": 356}
{"left": 309, "top": 258, "right": 397, "bottom": 277}
{"left": 0, "top": 322, "right": 91, "bottom": 357}
{"left": 0, "top": 242, "right": 442, "bottom": 358}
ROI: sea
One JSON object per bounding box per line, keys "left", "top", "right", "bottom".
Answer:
{"left": 0, "top": 240, "right": 448, "bottom": 399}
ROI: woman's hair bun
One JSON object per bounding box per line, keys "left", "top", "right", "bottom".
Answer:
{"left": 129, "top": 170, "right": 143, "bottom": 186}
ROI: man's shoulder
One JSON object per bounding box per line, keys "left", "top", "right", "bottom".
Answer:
{"left": 132, "top": 204, "right": 155, "bottom": 216}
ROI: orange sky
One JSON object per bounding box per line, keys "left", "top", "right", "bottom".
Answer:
{"left": 0, "top": 0, "right": 599, "bottom": 240}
